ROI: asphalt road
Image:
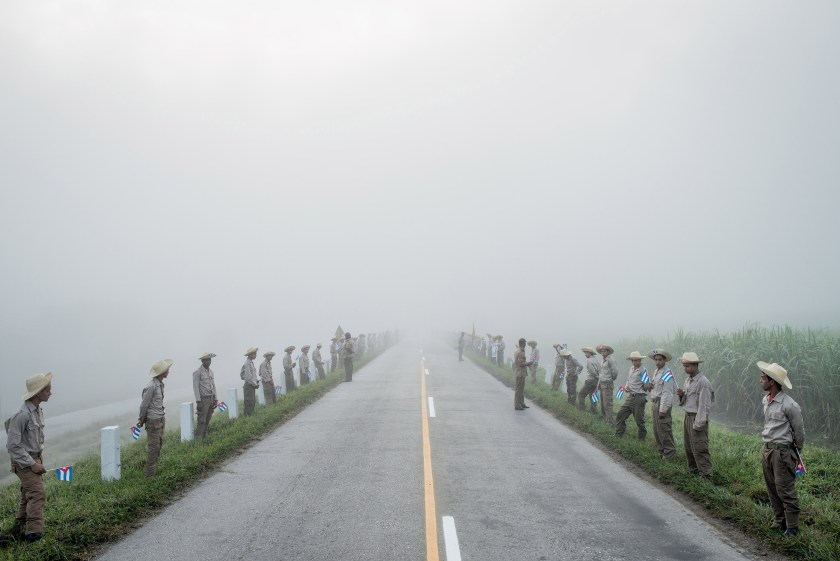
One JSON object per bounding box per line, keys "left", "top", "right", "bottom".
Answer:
{"left": 97, "top": 339, "right": 756, "bottom": 561}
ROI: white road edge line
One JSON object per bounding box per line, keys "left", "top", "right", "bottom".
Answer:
{"left": 428, "top": 397, "right": 436, "bottom": 418}
{"left": 442, "top": 516, "right": 462, "bottom": 561}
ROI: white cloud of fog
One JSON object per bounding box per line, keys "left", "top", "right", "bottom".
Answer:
{"left": 1, "top": 0, "right": 838, "bottom": 414}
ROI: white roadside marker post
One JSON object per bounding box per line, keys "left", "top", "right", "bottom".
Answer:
{"left": 227, "top": 388, "right": 239, "bottom": 419}
{"left": 100, "top": 425, "right": 121, "bottom": 481}
{"left": 180, "top": 402, "right": 194, "bottom": 442}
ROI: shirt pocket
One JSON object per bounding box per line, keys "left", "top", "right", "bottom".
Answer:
{"left": 768, "top": 412, "right": 787, "bottom": 422}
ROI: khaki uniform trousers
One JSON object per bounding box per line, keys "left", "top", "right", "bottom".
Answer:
{"left": 615, "top": 393, "right": 647, "bottom": 439}
{"left": 145, "top": 417, "right": 165, "bottom": 477}
{"left": 330, "top": 354, "right": 338, "bottom": 372}
{"left": 316, "top": 363, "right": 326, "bottom": 380}
{"left": 243, "top": 383, "right": 257, "bottom": 415}
{"left": 12, "top": 456, "right": 45, "bottom": 535}
{"left": 600, "top": 381, "right": 614, "bottom": 424}
{"left": 529, "top": 364, "right": 538, "bottom": 383}
{"left": 565, "top": 375, "right": 578, "bottom": 404}
{"left": 195, "top": 396, "right": 216, "bottom": 439}
{"left": 497, "top": 351, "right": 504, "bottom": 368}
{"left": 343, "top": 359, "right": 354, "bottom": 382}
{"left": 578, "top": 379, "right": 598, "bottom": 412}
{"left": 551, "top": 367, "right": 562, "bottom": 391}
{"left": 683, "top": 413, "right": 712, "bottom": 477}
{"left": 514, "top": 375, "right": 526, "bottom": 408}
{"left": 284, "top": 368, "right": 297, "bottom": 392}
{"left": 651, "top": 398, "right": 676, "bottom": 459}
{"left": 262, "top": 380, "right": 277, "bottom": 404}
{"left": 762, "top": 446, "right": 800, "bottom": 529}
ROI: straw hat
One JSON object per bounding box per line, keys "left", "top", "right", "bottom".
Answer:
{"left": 581, "top": 347, "right": 596, "bottom": 354}
{"left": 647, "top": 348, "right": 673, "bottom": 361}
{"left": 626, "top": 351, "right": 645, "bottom": 361}
{"left": 301, "top": 345, "right": 311, "bottom": 352}
{"left": 552, "top": 343, "right": 560, "bottom": 348}
{"left": 527, "top": 340, "right": 537, "bottom": 347}
{"left": 559, "top": 349, "right": 572, "bottom": 357}
{"left": 263, "top": 351, "right": 276, "bottom": 358}
{"left": 22, "top": 372, "right": 53, "bottom": 400}
{"left": 284, "top": 345, "right": 296, "bottom": 353}
{"left": 149, "top": 359, "right": 173, "bottom": 378}
{"left": 757, "top": 361, "right": 792, "bottom": 389}
{"left": 244, "top": 347, "right": 258, "bottom": 356}
{"left": 199, "top": 352, "right": 216, "bottom": 360}
{"left": 596, "top": 344, "right": 614, "bottom": 356}
{"left": 679, "top": 352, "right": 703, "bottom": 364}
{"left": 317, "top": 343, "right": 322, "bottom": 347}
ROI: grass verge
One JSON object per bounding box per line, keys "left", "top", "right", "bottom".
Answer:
{"left": 0, "top": 347, "right": 389, "bottom": 561}
{"left": 467, "top": 350, "right": 840, "bottom": 561}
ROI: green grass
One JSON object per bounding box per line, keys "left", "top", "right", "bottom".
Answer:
{"left": 0, "top": 348, "right": 388, "bottom": 561}
{"left": 467, "top": 350, "right": 840, "bottom": 561}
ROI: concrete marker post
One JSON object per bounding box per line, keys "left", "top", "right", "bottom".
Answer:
{"left": 257, "top": 385, "right": 266, "bottom": 405}
{"left": 227, "top": 388, "right": 239, "bottom": 418}
{"left": 180, "top": 402, "right": 194, "bottom": 442}
{"left": 100, "top": 426, "right": 121, "bottom": 481}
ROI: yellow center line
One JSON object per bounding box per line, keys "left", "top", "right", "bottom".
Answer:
{"left": 421, "top": 357, "right": 440, "bottom": 561}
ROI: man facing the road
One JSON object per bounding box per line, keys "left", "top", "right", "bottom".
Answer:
{"left": 193, "top": 353, "right": 217, "bottom": 439}
{"left": 342, "top": 333, "right": 355, "bottom": 382}
{"left": 514, "top": 338, "right": 535, "bottom": 410}
{"left": 648, "top": 349, "right": 677, "bottom": 459}
{"left": 527, "top": 340, "right": 539, "bottom": 383}
{"left": 241, "top": 347, "right": 259, "bottom": 415}
{"left": 597, "top": 344, "right": 618, "bottom": 424}
{"left": 677, "top": 352, "right": 714, "bottom": 479}
{"left": 314, "top": 343, "right": 326, "bottom": 380}
{"left": 615, "top": 351, "right": 648, "bottom": 440}
{"left": 758, "top": 361, "right": 805, "bottom": 537}
{"left": 560, "top": 349, "right": 583, "bottom": 405}
{"left": 260, "top": 352, "right": 277, "bottom": 404}
{"left": 578, "top": 347, "right": 600, "bottom": 413}
{"left": 5, "top": 372, "right": 53, "bottom": 543}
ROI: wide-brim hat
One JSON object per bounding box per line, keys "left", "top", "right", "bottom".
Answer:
{"left": 22, "top": 372, "right": 53, "bottom": 400}
{"left": 581, "top": 347, "right": 596, "bottom": 354}
{"left": 199, "top": 352, "right": 217, "bottom": 360}
{"left": 596, "top": 344, "right": 614, "bottom": 356}
{"left": 757, "top": 361, "right": 792, "bottom": 389}
{"left": 284, "top": 345, "right": 296, "bottom": 353}
{"left": 244, "top": 347, "right": 258, "bottom": 356}
{"left": 149, "top": 359, "right": 173, "bottom": 378}
{"left": 647, "top": 348, "right": 673, "bottom": 361}
{"left": 263, "top": 351, "right": 276, "bottom": 358}
{"left": 559, "top": 350, "right": 572, "bottom": 357}
{"left": 679, "top": 352, "right": 703, "bottom": 364}
{"left": 317, "top": 342, "right": 322, "bottom": 347}
{"left": 527, "top": 340, "right": 537, "bottom": 347}
{"left": 301, "top": 345, "right": 311, "bottom": 351}
{"left": 552, "top": 343, "right": 560, "bottom": 348}
{"left": 626, "top": 351, "right": 645, "bottom": 361}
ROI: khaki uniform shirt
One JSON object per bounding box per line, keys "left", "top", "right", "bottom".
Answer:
{"left": 679, "top": 372, "right": 713, "bottom": 429}
{"left": 585, "top": 355, "right": 600, "bottom": 382}
{"left": 762, "top": 392, "right": 805, "bottom": 448}
{"left": 283, "top": 352, "right": 294, "bottom": 370}
{"left": 313, "top": 348, "right": 323, "bottom": 365}
{"left": 554, "top": 350, "right": 563, "bottom": 368}
{"left": 5, "top": 401, "right": 45, "bottom": 468}
{"left": 139, "top": 378, "right": 165, "bottom": 423}
{"left": 514, "top": 348, "right": 528, "bottom": 378}
{"left": 241, "top": 358, "right": 259, "bottom": 387}
{"left": 259, "top": 360, "right": 274, "bottom": 383}
{"left": 624, "top": 366, "right": 647, "bottom": 394}
{"left": 598, "top": 356, "right": 618, "bottom": 383}
{"left": 300, "top": 353, "right": 311, "bottom": 374}
{"left": 341, "top": 340, "right": 354, "bottom": 361}
{"left": 563, "top": 356, "right": 583, "bottom": 378}
{"left": 650, "top": 367, "right": 676, "bottom": 413}
{"left": 193, "top": 366, "right": 217, "bottom": 401}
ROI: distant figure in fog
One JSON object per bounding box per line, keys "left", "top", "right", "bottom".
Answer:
{"left": 458, "top": 332, "right": 465, "bottom": 361}
{"left": 514, "top": 338, "right": 534, "bottom": 410}
{"left": 551, "top": 344, "right": 564, "bottom": 391}
{"left": 527, "top": 341, "right": 539, "bottom": 382}
{"left": 299, "top": 345, "right": 312, "bottom": 386}
{"left": 283, "top": 346, "right": 297, "bottom": 393}
{"left": 139, "top": 359, "right": 171, "bottom": 477}
{"left": 330, "top": 337, "right": 340, "bottom": 373}
{"left": 260, "top": 352, "right": 277, "bottom": 404}
{"left": 193, "top": 353, "right": 218, "bottom": 439}
{"left": 561, "top": 348, "right": 582, "bottom": 405}
{"left": 342, "top": 332, "right": 355, "bottom": 382}
{"left": 497, "top": 336, "right": 506, "bottom": 368}
{"left": 241, "top": 347, "right": 259, "bottom": 415}
{"left": 314, "top": 343, "right": 326, "bottom": 380}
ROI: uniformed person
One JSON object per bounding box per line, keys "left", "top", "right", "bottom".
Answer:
{"left": 758, "top": 361, "right": 805, "bottom": 537}
{"left": 330, "top": 338, "right": 339, "bottom": 373}
{"left": 260, "top": 352, "right": 277, "bottom": 404}
{"left": 497, "top": 336, "right": 506, "bottom": 368}
{"left": 241, "top": 347, "right": 259, "bottom": 415}
{"left": 357, "top": 334, "right": 367, "bottom": 358}
{"left": 615, "top": 351, "right": 648, "bottom": 440}
{"left": 313, "top": 343, "right": 326, "bottom": 380}
{"left": 283, "top": 346, "right": 297, "bottom": 393}
{"left": 193, "top": 353, "right": 218, "bottom": 439}
{"left": 560, "top": 349, "right": 583, "bottom": 404}
{"left": 139, "top": 359, "right": 171, "bottom": 477}
{"left": 578, "top": 347, "right": 600, "bottom": 413}
{"left": 513, "top": 338, "right": 534, "bottom": 410}
{"left": 676, "top": 352, "right": 713, "bottom": 478}
{"left": 299, "top": 345, "right": 312, "bottom": 385}
{"left": 597, "top": 344, "right": 618, "bottom": 424}
{"left": 458, "top": 332, "right": 465, "bottom": 361}
{"left": 5, "top": 372, "right": 53, "bottom": 542}
{"left": 527, "top": 341, "right": 539, "bottom": 383}
{"left": 551, "top": 344, "right": 564, "bottom": 391}
{"left": 648, "top": 349, "right": 677, "bottom": 459}
{"left": 342, "top": 332, "right": 355, "bottom": 381}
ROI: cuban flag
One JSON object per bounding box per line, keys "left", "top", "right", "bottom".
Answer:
{"left": 218, "top": 401, "right": 228, "bottom": 412}
{"left": 131, "top": 426, "right": 142, "bottom": 440}
{"left": 616, "top": 386, "right": 625, "bottom": 399}
{"left": 795, "top": 450, "right": 807, "bottom": 476}
{"left": 274, "top": 386, "right": 282, "bottom": 395}
{"left": 661, "top": 370, "right": 674, "bottom": 383}
{"left": 640, "top": 369, "right": 651, "bottom": 384}
{"left": 56, "top": 466, "right": 73, "bottom": 482}
{"left": 590, "top": 390, "right": 600, "bottom": 404}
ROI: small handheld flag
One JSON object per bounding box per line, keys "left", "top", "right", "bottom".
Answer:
{"left": 640, "top": 369, "right": 651, "bottom": 384}
{"left": 218, "top": 401, "right": 228, "bottom": 412}
{"left": 795, "top": 449, "right": 807, "bottom": 476}
{"left": 274, "top": 386, "right": 282, "bottom": 395}
{"left": 661, "top": 370, "right": 674, "bottom": 383}
{"left": 590, "top": 390, "right": 600, "bottom": 404}
{"left": 56, "top": 466, "right": 73, "bottom": 482}
{"left": 130, "top": 425, "right": 142, "bottom": 440}
{"left": 616, "top": 386, "right": 625, "bottom": 399}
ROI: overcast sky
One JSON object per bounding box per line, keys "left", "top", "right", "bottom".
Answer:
{"left": 1, "top": 0, "right": 838, "bottom": 414}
